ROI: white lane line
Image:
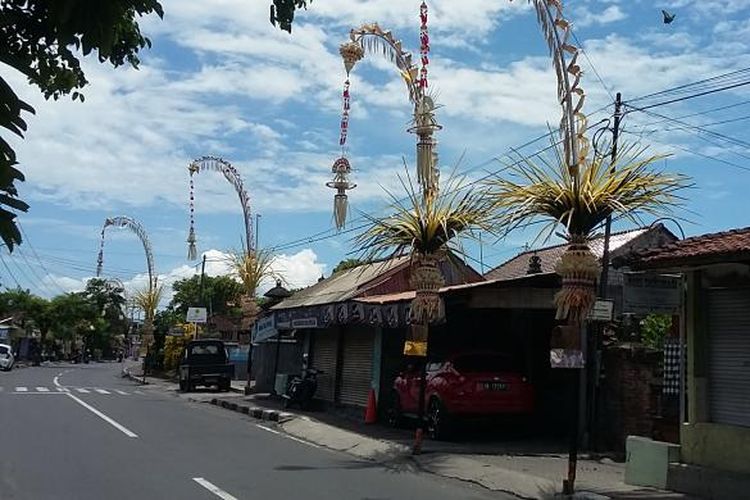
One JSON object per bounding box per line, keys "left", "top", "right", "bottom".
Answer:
{"left": 36, "top": 387, "right": 50, "bottom": 392}
{"left": 15, "top": 387, "right": 28, "bottom": 392}
{"left": 56, "top": 387, "right": 70, "bottom": 392}
{"left": 115, "top": 390, "right": 129, "bottom": 395}
{"left": 192, "top": 478, "right": 238, "bottom": 500}
{"left": 11, "top": 392, "right": 63, "bottom": 395}
{"left": 134, "top": 390, "right": 144, "bottom": 395}
{"left": 65, "top": 393, "right": 138, "bottom": 438}
{"left": 94, "top": 388, "right": 111, "bottom": 395}
{"left": 75, "top": 388, "right": 90, "bottom": 394}
{"left": 256, "top": 424, "right": 321, "bottom": 449}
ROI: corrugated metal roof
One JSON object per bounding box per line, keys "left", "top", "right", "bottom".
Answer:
{"left": 270, "top": 256, "right": 410, "bottom": 310}
{"left": 484, "top": 226, "right": 672, "bottom": 281}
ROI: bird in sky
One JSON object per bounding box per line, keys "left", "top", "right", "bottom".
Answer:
{"left": 662, "top": 9, "right": 676, "bottom": 24}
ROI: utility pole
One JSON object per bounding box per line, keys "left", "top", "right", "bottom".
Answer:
{"left": 585, "top": 92, "right": 622, "bottom": 456}
{"left": 598, "top": 92, "right": 622, "bottom": 298}
{"left": 197, "top": 253, "right": 206, "bottom": 339}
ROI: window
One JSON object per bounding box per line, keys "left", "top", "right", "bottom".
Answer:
{"left": 190, "top": 344, "right": 220, "bottom": 355}
{"left": 0, "top": 346, "right": 8, "bottom": 355}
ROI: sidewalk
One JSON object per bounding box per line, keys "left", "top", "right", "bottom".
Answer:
{"left": 201, "top": 391, "right": 699, "bottom": 500}
{"left": 121, "top": 362, "right": 246, "bottom": 393}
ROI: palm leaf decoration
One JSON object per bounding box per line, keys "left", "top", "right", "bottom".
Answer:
{"left": 488, "top": 140, "right": 689, "bottom": 322}
{"left": 133, "top": 281, "right": 164, "bottom": 337}
{"left": 356, "top": 170, "right": 494, "bottom": 330}
{"left": 226, "top": 247, "right": 282, "bottom": 323}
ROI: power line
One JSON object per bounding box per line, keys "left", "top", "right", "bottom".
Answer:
{"left": 17, "top": 222, "right": 68, "bottom": 294}
{"left": 621, "top": 128, "right": 750, "bottom": 174}
{"left": 625, "top": 79, "right": 750, "bottom": 112}
{"left": 628, "top": 67, "right": 750, "bottom": 104}
{"left": 571, "top": 31, "right": 615, "bottom": 101}
{"left": 0, "top": 252, "right": 22, "bottom": 289}
{"left": 625, "top": 104, "right": 750, "bottom": 152}
{"left": 635, "top": 99, "right": 750, "bottom": 128}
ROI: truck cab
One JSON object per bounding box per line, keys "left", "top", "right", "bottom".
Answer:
{"left": 179, "top": 340, "right": 235, "bottom": 392}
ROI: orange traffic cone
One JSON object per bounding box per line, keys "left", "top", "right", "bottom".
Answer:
{"left": 364, "top": 388, "right": 377, "bottom": 424}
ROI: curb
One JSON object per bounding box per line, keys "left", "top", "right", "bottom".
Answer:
{"left": 209, "top": 398, "right": 294, "bottom": 423}
{"left": 121, "top": 367, "right": 149, "bottom": 385}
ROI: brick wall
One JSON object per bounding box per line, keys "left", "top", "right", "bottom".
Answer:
{"left": 596, "top": 343, "right": 662, "bottom": 452}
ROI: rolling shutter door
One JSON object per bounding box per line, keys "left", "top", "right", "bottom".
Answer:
{"left": 312, "top": 330, "right": 338, "bottom": 403}
{"left": 708, "top": 288, "right": 750, "bottom": 427}
{"left": 339, "top": 330, "right": 375, "bottom": 407}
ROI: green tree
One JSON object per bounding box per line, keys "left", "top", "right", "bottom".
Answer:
{"left": 270, "top": 0, "right": 310, "bottom": 32}
{"left": 169, "top": 275, "right": 243, "bottom": 318}
{"left": 332, "top": 258, "right": 363, "bottom": 274}
{"left": 0, "top": 0, "right": 164, "bottom": 250}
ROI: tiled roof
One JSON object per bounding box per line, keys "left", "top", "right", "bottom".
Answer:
{"left": 630, "top": 227, "right": 750, "bottom": 269}
{"left": 485, "top": 226, "right": 674, "bottom": 281}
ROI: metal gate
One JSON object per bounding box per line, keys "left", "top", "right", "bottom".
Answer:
{"left": 339, "top": 329, "right": 375, "bottom": 407}
{"left": 708, "top": 288, "right": 750, "bottom": 427}
{"left": 312, "top": 329, "right": 338, "bottom": 402}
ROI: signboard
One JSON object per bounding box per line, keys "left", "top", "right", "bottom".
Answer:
{"left": 550, "top": 325, "right": 584, "bottom": 369}
{"left": 253, "top": 314, "right": 277, "bottom": 343}
{"left": 623, "top": 273, "right": 681, "bottom": 315}
{"left": 186, "top": 307, "right": 207, "bottom": 323}
{"left": 291, "top": 317, "right": 318, "bottom": 329}
{"left": 588, "top": 299, "right": 614, "bottom": 322}
{"left": 167, "top": 326, "right": 185, "bottom": 337}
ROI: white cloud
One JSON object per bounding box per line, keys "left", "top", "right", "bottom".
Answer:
{"left": 575, "top": 5, "right": 627, "bottom": 28}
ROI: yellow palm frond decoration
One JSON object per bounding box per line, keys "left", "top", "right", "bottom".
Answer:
{"left": 356, "top": 170, "right": 494, "bottom": 326}
{"left": 487, "top": 140, "right": 690, "bottom": 321}
{"left": 227, "top": 247, "right": 279, "bottom": 298}
{"left": 133, "top": 282, "right": 164, "bottom": 335}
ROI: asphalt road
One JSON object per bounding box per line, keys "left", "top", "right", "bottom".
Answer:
{"left": 0, "top": 363, "right": 513, "bottom": 500}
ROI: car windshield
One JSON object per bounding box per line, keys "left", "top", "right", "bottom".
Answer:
{"left": 452, "top": 354, "right": 520, "bottom": 373}
{"left": 0, "top": 346, "right": 8, "bottom": 355}
{"left": 190, "top": 344, "right": 220, "bottom": 356}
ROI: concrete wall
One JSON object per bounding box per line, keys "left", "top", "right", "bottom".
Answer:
{"left": 681, "top": 422, "right": 750, "bottom": 475}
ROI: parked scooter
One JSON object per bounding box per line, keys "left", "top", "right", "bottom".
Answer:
{"left": 282, "top": 368, "right": 322, "bottom": 410}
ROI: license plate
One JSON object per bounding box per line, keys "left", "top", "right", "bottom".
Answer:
{"left": 481, "top": 382, "right": 507, "bottom": 391}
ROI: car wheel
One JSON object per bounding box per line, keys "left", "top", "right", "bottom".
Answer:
{"left": 386, "top": 392, "right": 403, "bottom": 428}
{"left": 427, "top": 398, "right": 451, "bottom": 440}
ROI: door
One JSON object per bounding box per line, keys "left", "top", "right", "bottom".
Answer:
{"left": 708, "top": 288, "right": 750, "bottom": 427}
{"left": 339, "top": 329, "right": 375, "bottom": 407}
{"left": 311, "top": 329, "right": 338, "bottom": 403}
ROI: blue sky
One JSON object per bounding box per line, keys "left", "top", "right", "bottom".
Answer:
{"left": 3, "top": 0, "right": 750, "bottom": 300}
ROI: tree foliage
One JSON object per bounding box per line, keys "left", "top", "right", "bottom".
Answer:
{"left": 0, "top": 0, "right": 164, "bottom": 251}
{"left": 332, "top": 259, "right": 363, "bottom": 274}
{"left": 169, "top": 275, "right": 243, "bottom": 318}
{"left": 269, "top": 0, "right": 310, "bottom": 32}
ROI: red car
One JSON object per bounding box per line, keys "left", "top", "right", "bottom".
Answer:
{"left": 387, "top": 352, "right": 534, "bottom": 439}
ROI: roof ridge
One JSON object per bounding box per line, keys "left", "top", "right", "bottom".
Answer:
{"left": 486, "top": 226, "right": 652, "bottom": 275}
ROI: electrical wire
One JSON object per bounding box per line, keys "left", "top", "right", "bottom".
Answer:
{"left": 621, "top": 128, "right": 750, "bottom": 174}
{"left": 627, "top": 67, "right": 750, "bottom": 104}
{"left": 0, "top": 252, "right": 22, "bottom": 289}
{"left": 625, "top": 104, "right": 750, "bottom": 152}
{"left": 625, "top": 79, "right": 750, "bottom": 112}
{"left": 634, "top": 99, "right": 750, "bottom": 128}
{"left": 571, "top": 31, "right": 615, "bottom": 101}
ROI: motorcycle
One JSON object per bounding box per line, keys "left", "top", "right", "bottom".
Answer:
{"left": 282, "top": 368, "right": 322, "bottom": 410}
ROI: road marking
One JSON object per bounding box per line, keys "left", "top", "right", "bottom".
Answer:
{"left": 75, "top": 388, "right": 90, "bottom": 394}
{"left": 256, "top": 424, "right": 321, "bottom": 449}
{"left": 56, "top": 387, "right": 70, "bottom": 392}
{"left": 115, "top": 390, "right": 129, "bottom": 395}
{"left": 94, "top": 388, "right": 110, "bottom": 395}
{"left": 11, "top": 392, "right": 63, "bottom": 395}
{"left": 36, "top": 387, "right": 50, "bottom": 392}
{"left": 134, "top": 390, "right": 144, "bottom": 395}
{"left": 192, "top": 478, "right": 238, "bottom": 500}
{"left": 65, "top": 393, "right": 138, "bottom": 438}
{"left": 15, "top": 387, "right": 27, "bottom": 392}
